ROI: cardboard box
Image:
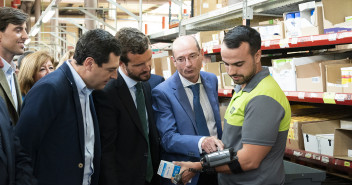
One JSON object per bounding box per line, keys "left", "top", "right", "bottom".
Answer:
{"left": 157, "top": 160, "right": 181, "bottom": 179}
{"left": 334, "top": 129, "right": 352, "bottom": 161}
{"left": 296, "top": 57, "right": 350, "bottom": 92}
{"left": 204, "top": 62, "right": 223, "bottom": 89}
{"left": 340, "top": 119, "right": 352, "bottom": 129}
{"left": 272, "top": 59, "right": 297, "bottom": 91}
{"left": 301, "top": 120, "right": 340, "bottom": 154}
{"left": 152, "top": 58, "right": 163, "bottom": 77}
{"left": 322, "top": 0, "right": 352, "bottom": 29}
{"left": 195, "top": 30, "right": 225, "bottom": 51}
{"left": 193, "top": 0, "right": 222, "bottom": 16}
{"left": 316, "top": 134, "right": 334, "bottom": 156}
{"left": 326, "top": 63, "right": 352, "bottom": 93}
{"left": 219, "top": 62, "right": 234, "bottom": 89}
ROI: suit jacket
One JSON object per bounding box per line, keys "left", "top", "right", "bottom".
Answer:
{"left": 0, "top": 70, "right": 22, "bottom": 125}
{"left": 15, "top": 63, "right": 101, "bottom": 185}
{"left": 152, "top": 71, "right": 222, "bottom": 185}
{"left": 148, "top": 74, "right": 165, "bottom": 89}
{"left": 93, "top": 72, "right": 160, "bottom": 185}
{"left": 0, "top": 97, "right": 36, "bottom": 185}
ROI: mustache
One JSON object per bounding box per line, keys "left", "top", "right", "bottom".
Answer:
{"left": 230, "top": 75, "right": 243, "bottom": 78}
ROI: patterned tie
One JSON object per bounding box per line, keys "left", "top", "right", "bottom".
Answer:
{"left": 135, "top": 82, "right": 153, "bottom": 182}
{"left": 189, "top": 83, "right": 210, "bottom": 136}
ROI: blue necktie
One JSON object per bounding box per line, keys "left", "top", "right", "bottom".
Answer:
{"left": 189, "top": 84, "right": 210, "bottom": 136}
{"left": 135, "top": 82, "right": 153, "bottom": 182}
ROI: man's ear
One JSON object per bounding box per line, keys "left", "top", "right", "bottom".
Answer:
{"left": 255, "top": 50, "right": 262, "bottom": 64}
{"left": 83, "top": 57, "right": 94, "bottom": 71}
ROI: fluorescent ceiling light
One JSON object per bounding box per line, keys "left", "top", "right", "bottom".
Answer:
{"left": 30, "top": 26, "right": 40, "bottom": 37}
{"left": 24, "top": 38, "right": 31, "bottom": 45}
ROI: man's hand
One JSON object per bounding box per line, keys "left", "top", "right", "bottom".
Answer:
{"left": 201, "top": 136, "right": 224, "bottom": 153}
{"left": 171, "top": 161, "right": 201, "bottom": 185}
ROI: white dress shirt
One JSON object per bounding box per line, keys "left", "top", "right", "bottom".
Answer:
{"left": 1, "top": 57, "right": 18, "bottom": 111}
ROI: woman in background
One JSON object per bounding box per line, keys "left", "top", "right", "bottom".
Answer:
{"left": 18, "top": 51, "right": 55, "bottom": 98}
{"left": 56, "top": 49, "right": 74, "bottom": 69}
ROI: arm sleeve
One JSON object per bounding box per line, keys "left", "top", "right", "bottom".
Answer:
{"left": 152, "top": 88, "right": 202, "bottom": 158}
{"left": 242, "top": 95, "right": 285, "bottom": 146}
{"left": 92, "top": 89, "right": 120, "bottom": 185}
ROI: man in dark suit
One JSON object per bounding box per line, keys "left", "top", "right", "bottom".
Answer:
{"left": 148, "top": 74, "right": 165, "bottom": 89}
{"left": 0, "top": 84, "right": 36, "bottom": 185}
{"left": 152, "top": 36, "right": 223, "bottom": 185}
{"left": 15, "top": 29, "right": 121, "bottom": 185}
{"left": 93, "top": 27, "right": 160, "bottom": 185}
{"left": 0, "top": 7, "right": 29, "bottom": 125}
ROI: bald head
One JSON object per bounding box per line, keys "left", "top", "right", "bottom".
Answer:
{"left": 172, "top": 35, "right": 200, "bottom": 56}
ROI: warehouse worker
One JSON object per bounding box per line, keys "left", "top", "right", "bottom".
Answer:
{"left": 173, "top": 25, "right": 291, "bottom": 185}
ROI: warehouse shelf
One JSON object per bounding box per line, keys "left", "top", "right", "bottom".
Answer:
{"left": 219, "top": 90, "right": 352, "bottom": 105}
{"left": 285, "top": 148, "right": 352, "bottom": 177}
{"left": 149, "top": 0, "right": 313, "bottom": 42}
{"left": 204, "top": 31, "right": 352, "bottom": 54}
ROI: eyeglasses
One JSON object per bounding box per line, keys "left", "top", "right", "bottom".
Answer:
{"left": 175, "top": 53, "right": 200, "bottom": 63}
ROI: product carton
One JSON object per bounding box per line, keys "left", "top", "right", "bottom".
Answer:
{"left": 322, "top": 0, "right": 352, "bottom": 29}
{"left": 325, "top": 63, "right": 352, "bottom": 93}
{"left": 334, "top": 129, "right": 352, "bottom": 161}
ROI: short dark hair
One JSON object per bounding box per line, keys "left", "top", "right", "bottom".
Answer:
{"left": 0, "top": 7, "right": 28, "bottom": 32}
{"left": 115, "top": 27, "right": 150, "bottom": 65}
{"left": 223, "top": 25, "right": 261, "bottom": 56}
{"left": 74, "top": 29, "right": 121, "bottom": 67}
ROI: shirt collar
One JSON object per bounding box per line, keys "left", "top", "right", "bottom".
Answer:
{"left": 179, "top": 72, "right": 201, "bottom": 88}
{"left": 66, "top": 61, "right": 93, "bottom": 96}
{"left": 118, "top": 67, "right": 138, "bottom": 89}
{"left": 235, "top": 67, "right": 270, "bottom": 93}
{"left": 1, "top": 57, "right": 15, "bottom": 75}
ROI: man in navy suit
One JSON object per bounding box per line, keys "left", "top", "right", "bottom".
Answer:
{"left": 152, "top": 36, "right": 224, "bottom": 185}
{"left": 148, "top": 74, "right": 165, "bottom": 89}
{"left": 15, "top": 29, "right": 121, "bottom": 185}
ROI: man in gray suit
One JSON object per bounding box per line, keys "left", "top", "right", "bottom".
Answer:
{"left": 0, "top": 7, "right": 29, "bottom": 125}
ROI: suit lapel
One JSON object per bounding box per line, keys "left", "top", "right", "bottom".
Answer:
{"left": 60, "top": 63, "right": 85, "bottom": 159}
{"left": 116, "top": 75, "right": 146, "bottom": 139}
{"left": 172, "top": 73, "right": 197, "bottom": 131}
{"left": 13, "top": 74, "right": 22, "bottom": 112}
{"left": 0, "top": 70, "right": 15, "bottom": 109}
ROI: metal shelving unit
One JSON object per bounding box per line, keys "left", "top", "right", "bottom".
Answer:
{"left": 149, "top": 0, "right": 315, "bottom": 42}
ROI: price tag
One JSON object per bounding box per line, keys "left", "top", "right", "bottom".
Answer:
{"left": 323, "top": 92, "right": 336, "bottom": 104}
{"left": 298, "top": 92, "right": 305, "bottom": 99}
{"left": 310, "top": 93, "right": 318, "bottom": 98}
{"left": 328, "top": 33, "right": 337, "bottom": 41}
{"left": 223, "top": 90, "right": 229, "bottom": 95}
{"left": 279, "top": 39, "right": 289, "bottom": 48}
{"left": 335, "top": 94, "right": 347, "bottom": 102}
{"left": 305, "top": 153, "right": 312, "bottom": 158}
{"left": 208, "top": 46, "right": 214, "bottom": 54}
{"left": 313, "top": 154, "right": 320, "bottom": 161}
{"left": 291, "top": 37, "right": 298, "bottom": 44}
{"left": 344, "top": 161, "right": 350, "bottom": 167}
{"left": 321, "top": 156, "right": 329, "bottom": 163}
{"left": 293, "top": 151, "right": 303, "bottom": 157}
{"left": 264, "top": 40, "right": 271, "bottom": 47}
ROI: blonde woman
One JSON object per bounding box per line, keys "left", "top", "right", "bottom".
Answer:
{"left": 56, "top": 49, "right": 74, "bottom": 69}
{"left": 18, "top": 51, "right": 55, "bottom": 97}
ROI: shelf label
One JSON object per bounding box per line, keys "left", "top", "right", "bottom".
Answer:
{"left": 293, "top": 151, "right": 303, "bottom": 157}
{"left": 344, "top": 161, "right": 350, "bottom": 167}
{"left": 223, "top": 90, "right": 229, "bottom": 95}
{"left": 313, "top": 154, "right": 320, "bottom": 161}
{"left": 291, "top": 37, "right": 298, "bottom": 44}
{"left": 284, "top": 91, "right": 289, "bottom": 96}
{"left": 335, "top": 94, "right": 347, "bottom": 102}
{"left": 279, "top": 39, "right": 289, "bottom": 48}
{"left": 264, "top": 40, "right": 271, "bottom": 47}
{"left": 321, "top": 156, "right": 329, "bottom": 163}
{"left": 298, "top": 92, "right": 305, "bottom": 99}
{"left": 328, "top": 33, "right": 337, "bottom": 41}
{"left": 323, "top": 92, "right": 336, "bottom": 104}
{"left": 305, "top": 153, "right": 312, "bottom": 158}
{"left": 310, "top": 93, "right": 318, "bottom": 98}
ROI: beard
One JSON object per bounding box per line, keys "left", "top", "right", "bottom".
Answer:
{"left": 126, "top": 67, "right": 151, "bottom": 82}
{"left": 231, "top": 60, "right": 256, "bottom": 85}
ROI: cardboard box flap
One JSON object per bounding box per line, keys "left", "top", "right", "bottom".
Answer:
{"left": 326, "top": 63, "right": 352, "bottom": 84}
{"left": 334, "top": 129, "right": 352, "bottom": 160}
{"left": 296, "top": 62, "right": 321, "bottom": 78}
{"left": 322, "top": 0, "right": 352, "bottom": 29}
{"left": 301, "top": 120, "right": 340, "bottom": 135}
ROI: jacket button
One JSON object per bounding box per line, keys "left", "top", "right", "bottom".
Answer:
{"left": 78, "top": 163, "right": 84, "bottom": 168}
